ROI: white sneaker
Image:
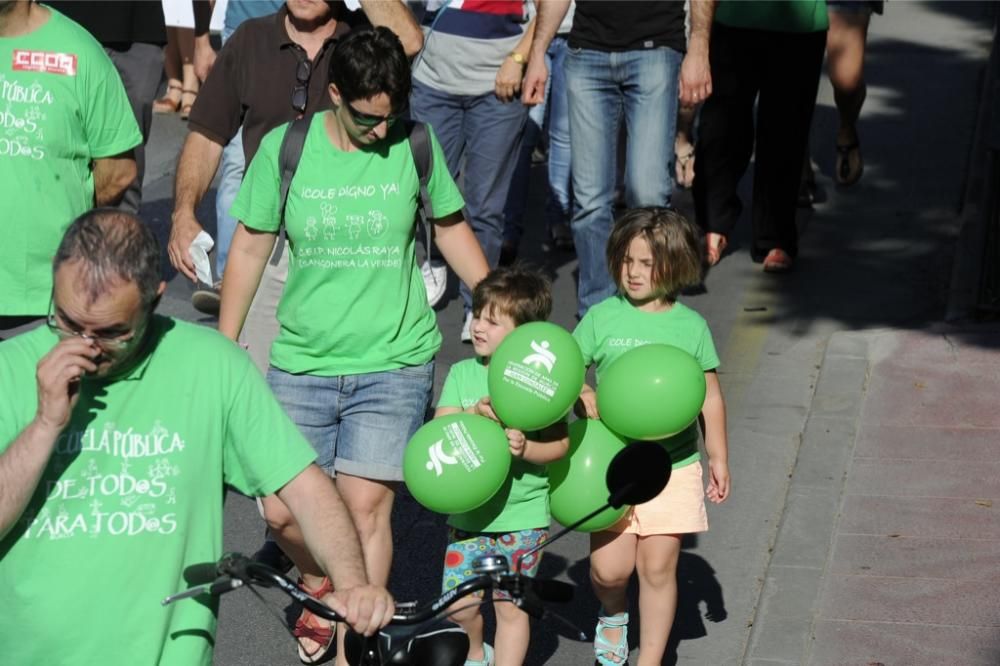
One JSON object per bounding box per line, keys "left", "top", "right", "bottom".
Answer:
{"left": 461, "top": 312, "right": 472, "bottom": 343}
{"left": 421, "top": 259, "right": 448, "bottom": 307}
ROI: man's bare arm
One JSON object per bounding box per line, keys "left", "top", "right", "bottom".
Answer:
{"left": 521, "top": 0, "right": 571, "bottom": 105}
{"left": 169, "top": 132, "right": 225, "bottom": 282}
{"left": 276, "top": 465, "right": 395, "bottom": 635}
{"left": 0, "top": 421, "right": 61, "bottom": 539}
{"left": 679, "top": 0, "right": 716, "bottom": 106}
{"left": 359, "top": 0, "right": 423, "bottom": 57}
{"left": 93, "top": 151, "right": 137, "bottom": 206}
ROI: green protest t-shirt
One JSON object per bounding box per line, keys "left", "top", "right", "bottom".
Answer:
{"left": 232, "top": 113, "right": 465, "bottom": 376}
{"left": 715, "top": 0, "right": 829, "bottom": 33}
{"left": 0, "top": 318, "right": 317, "bottom": 666}
{"left": 437, "top": 357, "right": 551, "bottom": 533}
{"left": 0, "top": 7, "right": 142, "bottom": 316}
{"left": 573, "top": 296, "right": 721, "bottom": 468}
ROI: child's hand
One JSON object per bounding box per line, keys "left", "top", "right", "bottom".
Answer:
{"left": 706, "top": 458, "right": 730, "bottom": 504}
{"left": 574, "top": 386, "right": 600, "bottom": 420}
{"left": 471, "top": 397, "right": 499, "bottom": 422}
{"left": 506, "top": 428, "right": 527, "bottom": 458}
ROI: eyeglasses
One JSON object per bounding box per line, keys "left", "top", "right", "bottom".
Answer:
{"left": 46, "top": 301, "right": 144, "bottom": 352}
{"left": 344, "top": 101, "right": 406, "bottom": 129}
{"left": 292, "top": 57, "right": 311, "bottom": 115}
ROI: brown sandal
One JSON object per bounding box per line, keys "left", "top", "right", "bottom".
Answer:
{"left": 294, "top": 577, "right": 336, "bottom": 664}
{"left": 153, "top": 83, "right": 182, "bottom": 114}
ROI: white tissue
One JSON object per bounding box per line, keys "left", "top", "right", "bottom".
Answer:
{"left": 188, "top": 231, "right": 215, "bottom": 286}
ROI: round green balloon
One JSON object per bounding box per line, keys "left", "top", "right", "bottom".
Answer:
{"left": 487, "top": 322, "right": 584, "bottom": 431}
{"left": 597, "top": 344, "right": 706, "bottom": 441}
{"left": 403, "top": 413, "right": 511, "bottom": 514}
{"left": 548, "top": 420, "right": 628, "bottom": 532}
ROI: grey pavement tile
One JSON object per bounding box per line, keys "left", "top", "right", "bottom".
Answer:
{"left": 854, "top": 423, "right": 1000, "bottom": 461}
{"left": 844, "top": 458, "right": 1000, "bottom": 499}
{"left": 817, "top": 574, "right": 1000, "bottom": 626}
{"left": 792, "top": 416, "right": 858, "bottom": 491}
{"left": 809, "top": 357, "right": 869, "bottom": 421}
{"left": 838, "top": 495, "right": 1000, "bottom": 540}
{"left": 824, "top": 332, "right": 872, "bottom": 361}
{"left": 770, "top": 486, "right": 843, "bottom": 569}
{"left": 829, "top": 534, "right": 1000, "bottom": 580}
{"left": 810, "top": 619, "right": 1000, "bottom": 666}
{"left": 746, "top": 613, "right": 813, "bottom": 663}
{"left": 757, "top": 565, "right": 825, "bottom": 627}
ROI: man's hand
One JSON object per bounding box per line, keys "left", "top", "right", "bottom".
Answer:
{"left": 495, "top": 57, "right": 525, "bottom": 103}
{"left": 35, "top": 338, "right": 99, "bottom": 432}
{"left": 521, "top": 57, "right": 548, "bottom": 106}
{"left": 327, "top": 584, "right": 395, "bottom": 636}
{"left": 167, "top": 211, "right": 205, "bottom": 283}
{"left": 678, "top": 43, "right": 712, "bottom": 107}
{"left": 194, "top": 34, "right": 217, "bottom": 82}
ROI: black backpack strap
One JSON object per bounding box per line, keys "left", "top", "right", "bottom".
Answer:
{"left": 269, "top": 113, "right": 312, "bottom": 266}
{"left": 406, "top": 120, "right": 434, "bottom": 219}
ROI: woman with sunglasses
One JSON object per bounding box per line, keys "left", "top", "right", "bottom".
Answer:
{"left": 218, "top": 27, "right": 488, "bottom": 665}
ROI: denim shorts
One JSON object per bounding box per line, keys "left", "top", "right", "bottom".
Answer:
{"left": 442, "top": 527, "right": 548, "bottom": 599}
{"left": 267, "top": 362, "right": 434, "bottom": 481}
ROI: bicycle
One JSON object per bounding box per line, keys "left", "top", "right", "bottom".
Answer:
{"left": 163, "top": 441, "right": 672, "bottom": 665}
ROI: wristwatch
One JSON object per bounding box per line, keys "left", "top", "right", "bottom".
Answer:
{"left": 508, "top": 52, "right": 527, "bottom": 65}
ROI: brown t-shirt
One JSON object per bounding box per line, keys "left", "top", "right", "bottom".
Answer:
{"left": 187, "top": 5, "right": 365, "bottom": 164}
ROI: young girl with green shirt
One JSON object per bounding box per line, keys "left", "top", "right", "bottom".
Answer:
{"left": 573, "top": 207, "right": 731, "bottom": 666}
{"left": 435, "top": 266, "right": 569, "bottom": 666}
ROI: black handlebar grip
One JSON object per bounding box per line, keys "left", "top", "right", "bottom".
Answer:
{"left": 183, "top": 562, "right": 222, "bottom": 586}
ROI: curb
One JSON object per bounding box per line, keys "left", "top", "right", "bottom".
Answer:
{"left": 741, "top": 331, "right": 872, "bottom": 665}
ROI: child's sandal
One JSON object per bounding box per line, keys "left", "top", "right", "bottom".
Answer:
{"left": 594, "top": 608, "right": 629, "bottom": 665}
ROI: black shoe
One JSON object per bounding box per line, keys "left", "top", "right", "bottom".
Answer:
{"left": 252, "top": 539, "right": 295, "bottom": 574}
{"left": 191, "top": 280, "right": 221, "bottom": 316}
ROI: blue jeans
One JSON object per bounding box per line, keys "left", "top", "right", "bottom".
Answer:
{"left": 215, "top": 25, "right": 243, "bottom": 280}
{"left": 566, "top": 46, "right": 682, "bottom": 317}
{"left": 503, "top": 36, "right": 572, "bottom": 246}
{"left": 266, "top": 362, "right": 435, "bottom": 481}
{"left": 410, "top": 80, "right": 528, "bottom": 311}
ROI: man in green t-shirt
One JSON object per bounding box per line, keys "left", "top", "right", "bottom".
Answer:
{"left": 0, "top": 210, "right": 393, "bottom": 666}
{"left": 0, "top": 2, "right": 141, "bottom": 333}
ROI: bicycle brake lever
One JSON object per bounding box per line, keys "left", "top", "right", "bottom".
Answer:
{"left": 162, "top": 577, "right": 243, "bottom": 606}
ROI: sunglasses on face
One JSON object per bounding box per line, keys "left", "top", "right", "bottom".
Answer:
{"left": 344, "top": 101, "right": 406, "bottom": 129}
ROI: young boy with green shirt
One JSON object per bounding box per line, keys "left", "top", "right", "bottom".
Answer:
{"left": 435, "top": 266, "right": 570, "bottom": 666}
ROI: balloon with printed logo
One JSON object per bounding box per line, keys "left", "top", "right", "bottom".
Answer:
{"left": 487, "top": 322, "right": 585, "bottom": 431}
{"left": 597, "top": 344, "right": 706, "bottom": 441}
{"left": 403, "top": 413, "right": 512, "bottom": 514}
{"left": 548, "top": 419, "right": 629, "bottom": 532}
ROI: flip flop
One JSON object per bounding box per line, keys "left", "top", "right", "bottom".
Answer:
{"left": 762, "top": 248, "right": 794, "bottom": 273}
{"left": 675, "top": 147, "right": 695, "bottom": 189}
{"left": 835, "top": 140, "right": 863, "bottom": 186}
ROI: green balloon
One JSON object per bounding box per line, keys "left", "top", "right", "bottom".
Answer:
{"left": 548, "top": 419, "right": 628, "bottom": 533}
{"left": 487, "top": 322, "right": 585, "bottom": 431}
{"left": 403, "top": 413, "right": 511, "bottom": 514}
{"left": 597, "top": 344, "right": 707, "bottom": 441}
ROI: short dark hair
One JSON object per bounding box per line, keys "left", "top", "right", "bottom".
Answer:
{"left": 606, "top": 207, "right": 703, "bottom": 300}
{"left": 53, "top": 209, "right": 162, "bottom": 305}
{"left": 472, "top": 265, "right": 552, "bottom": 326}
{"left": 328, "top": 26, "right": 411, "bottom": 112}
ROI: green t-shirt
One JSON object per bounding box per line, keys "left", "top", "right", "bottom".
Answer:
{"left": 232, "top": 113, "right": 465, "bottom": 376}
{"left": 437, "top": 357, "right": 551, "bottom": 533}
{"left": 573, "top": 296, "right": 720, "bottom": 468}
{"left": 0, "top": 7, "right": 142, "bottom": 316}
{"left": 715, "top": 0, "right": 829, "bottom": 32}
{"left": 0, "top": 318, "right": 317, "bottom": 666}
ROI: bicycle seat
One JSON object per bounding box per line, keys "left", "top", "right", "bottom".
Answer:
{"left": 345, "top": 624, "right": 469, "bottom": 665}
